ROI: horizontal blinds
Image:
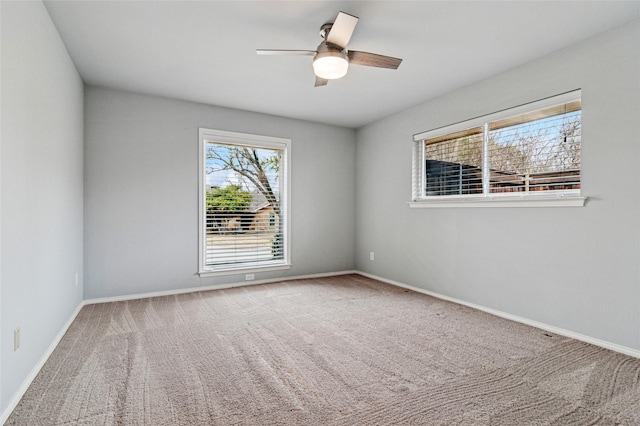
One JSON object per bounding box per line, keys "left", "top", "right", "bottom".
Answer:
{"left": 423, "top": 128, "right": 483, "bottom": 196}
{"left": 416, "top": 94, "right": 581, "bottom": 198}
{"left": 204, "top": 210, "right": 283, "bottom": 267}
{"left": 411, "top": 136, "right": 424, "bottom": 200}
{"left": 204, "top": 141, "right": 285, "bottom": 270}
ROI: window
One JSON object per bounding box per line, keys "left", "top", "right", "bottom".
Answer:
{"left": 411, "top": 90, "right": 586, "bottom": 208}
{"left": 198, "top": 129, "right": 290, "bottom": 276}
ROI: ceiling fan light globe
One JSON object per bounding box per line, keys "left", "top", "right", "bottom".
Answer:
{"left": 313, "top": 52, "right": 349, "bottom": 79}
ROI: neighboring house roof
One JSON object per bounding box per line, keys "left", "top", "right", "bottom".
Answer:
{"left": 248, "top": 191, "right": 278, "bottom": 213}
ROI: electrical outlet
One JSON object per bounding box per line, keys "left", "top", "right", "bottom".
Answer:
{"left": 245, "top": 273, "right": 255, "bottom": 281}
{"left": 14, "top": 327, "right": 20, "bottom": 351}
{"left": 370, "top": 252, "right": 375, "bottom": 261}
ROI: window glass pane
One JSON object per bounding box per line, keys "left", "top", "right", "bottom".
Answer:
{"left": 488, "top": 105, "right": 581, "bottom": 193}
{"left": 412, "top": 91, "right": 582, "bottom": 204}
{"left": 424, "top": 128, "right": 483, "bottom": 196}
{"left": 204, "top": 142, "right": 285, "bottom": 270}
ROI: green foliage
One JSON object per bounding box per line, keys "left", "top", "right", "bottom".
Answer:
{"left": 262, "top": 154, "right": 279, "bottom": 174}
{"left": 206, "top": 145, "right": 281, "bottom": 215}
{"left": 206, "top": 185, "right": 252, "bottom": 212}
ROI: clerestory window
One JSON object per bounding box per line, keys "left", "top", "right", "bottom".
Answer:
{"left": 411, "top": 90, "right": 585, "bottom": 208}
{"left": 198, "top": 128, "right": 290, "bottom": 276}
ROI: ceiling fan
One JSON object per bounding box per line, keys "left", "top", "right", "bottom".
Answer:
{"left": 257, "top": 11, "right": 402, "bottom": 87}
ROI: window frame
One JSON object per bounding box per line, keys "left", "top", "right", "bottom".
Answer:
{"left": 198, "top": 128, "right": 291, "bottom": 277}
{"left": 411, "top": 90, "right": 587, "bottom": 208}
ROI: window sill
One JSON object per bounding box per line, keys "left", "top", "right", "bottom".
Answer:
{"left": 409, "top": 194, "right": 587, "bottom": 208}
{"left": 198, "top": 262, "right": 291, "bottom": 278}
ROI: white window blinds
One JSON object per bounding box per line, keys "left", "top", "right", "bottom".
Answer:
{"left": 423, "top": 127, "right": 484, "bottom": 196}
{"left": 199, "top": 129, "right": 290, "bottom": 275}
{"left": 413, "top": 90, "right": 582, "bottom": 203}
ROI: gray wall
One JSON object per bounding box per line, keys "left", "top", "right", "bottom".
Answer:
{"left": 84, "top": 87, "right": 356, "bottom": 299}
{"left": 355, "top": 19, "right": 640, "bottom": 351}
{"left": 1, "top": 5, "right": 637, "bottom": 418}
{"left": 1, "top": 1, "right": 84, "bottom": 414}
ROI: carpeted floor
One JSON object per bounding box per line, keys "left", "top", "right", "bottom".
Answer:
{"left": 7, "top": 274, "right": 640, "bottom": 425}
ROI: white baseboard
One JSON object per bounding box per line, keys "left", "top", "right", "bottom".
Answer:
{"left": 1, "top": 302, "right": 84, "bottom": 425}
{"left": 356, "top": 271, "right": 640, "bottom": 359}
{"left": 83, "top": 270, "right": 359, "bottom": 305}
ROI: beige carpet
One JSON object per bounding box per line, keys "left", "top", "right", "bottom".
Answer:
{"left": 7, "top": 274, "right": 640, "bottom": 425}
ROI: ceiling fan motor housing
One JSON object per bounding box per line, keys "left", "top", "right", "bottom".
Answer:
{"left": 319, "top": 23, "right": 333, "bottom": 39}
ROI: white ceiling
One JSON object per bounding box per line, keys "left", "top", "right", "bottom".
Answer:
{"left": 43, "top": 1, "right": 640, "bottom": 129}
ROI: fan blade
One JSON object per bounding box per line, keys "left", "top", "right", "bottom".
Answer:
{"left": 315, "top": 76, "right": 329, "bottom": 87}
{"left": 326, "top": 11, "right": 359, "bottom": 49}
{"left": 256, "top": 49, "right": 316, "bottom": 56}
{"left": 348, "top": 51, "right": 402, "bottom": 69}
